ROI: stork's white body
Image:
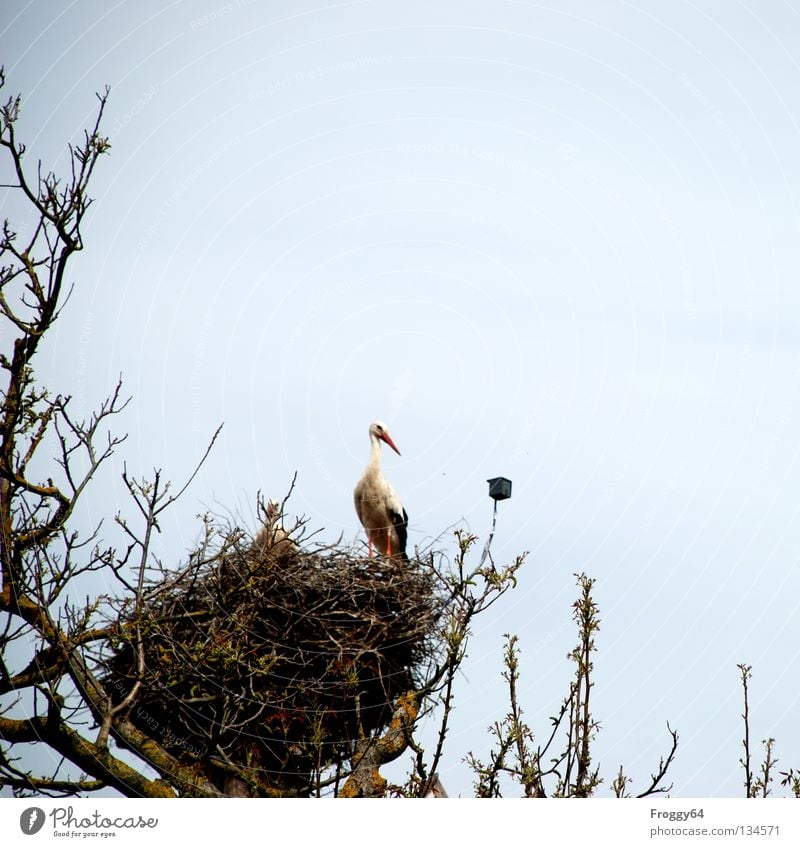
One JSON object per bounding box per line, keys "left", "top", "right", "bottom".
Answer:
{"left": 354, "top": 422, "right": 408, "bottom": 559}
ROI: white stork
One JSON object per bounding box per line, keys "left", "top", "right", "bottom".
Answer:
{"left": 354, "top": 421, "right": 408, "bottom": 560}
{"left": 253, "top": 499, "right": 297, "bottom": 557}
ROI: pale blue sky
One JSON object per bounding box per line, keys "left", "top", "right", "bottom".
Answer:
{"left": 3, "top": 0, "right": 800, "bottom": 797}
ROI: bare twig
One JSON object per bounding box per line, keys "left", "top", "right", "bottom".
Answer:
{"left": 738, "top": 663, "right": 754, "bottom": 797}
{"left": 635, "top": 723, "right": 679, "bottom": 798}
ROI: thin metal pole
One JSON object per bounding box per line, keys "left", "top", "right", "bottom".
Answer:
{"left": 478, "top": 498, "right": 499, "bottom": 569}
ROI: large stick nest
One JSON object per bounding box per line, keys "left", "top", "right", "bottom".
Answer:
{"left": 102, "top": 511, "right": 445, "bottom": 795}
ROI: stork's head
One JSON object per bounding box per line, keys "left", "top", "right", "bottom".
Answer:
{"left": 369, "top": 421, "right": 401, "bottom": 455}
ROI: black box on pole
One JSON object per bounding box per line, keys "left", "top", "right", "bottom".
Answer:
{"left": 487, "top": 477, "right": 512, "bottom": 501}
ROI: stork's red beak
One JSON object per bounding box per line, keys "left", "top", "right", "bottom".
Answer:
{"left": 381, "top": 431, "right": 401, "bottom": 456}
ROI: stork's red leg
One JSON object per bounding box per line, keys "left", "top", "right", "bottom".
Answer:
{"left": 386, "top": 530, "right": 392, "bottom": 558}
{"left": 368, "top": 538, "right": 373, "bottom": 559}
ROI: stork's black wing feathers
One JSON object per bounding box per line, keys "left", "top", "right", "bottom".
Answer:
{"left": 389, "top": 506, "right": 409, "bottom": 561}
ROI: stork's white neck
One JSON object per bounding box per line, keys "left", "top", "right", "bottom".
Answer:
{"left": 366, "top": 431, "right": 383, "bottom": 472}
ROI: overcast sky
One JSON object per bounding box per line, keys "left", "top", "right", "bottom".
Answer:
{"left": 3, "top": 0, "right": 800, "bottom": 797}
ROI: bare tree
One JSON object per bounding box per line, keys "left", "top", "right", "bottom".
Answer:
{"left": 0, "top": 68, "right": 234, "bottom": 797}
{"left": 737, "top": 664, "right": 798, "bottom": 799}
{"left": 466, "top": 574, "right": 679, "bottom": 798}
